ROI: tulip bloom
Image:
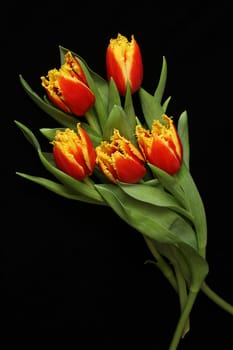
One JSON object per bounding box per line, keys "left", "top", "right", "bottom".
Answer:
{"left": 41, "top": 51, "right": 95, "bottom": 117}
{"left": 106, "top": 33, "right": 143, "bottom": 95}
{"left": 136, "top": 115, "right": 183, "bottom": 175}
{"left": 52, "top": 123, "right": 96, "bottom": 180}
{"left": 96, "top": 129, "right": 147, "bottom": 183}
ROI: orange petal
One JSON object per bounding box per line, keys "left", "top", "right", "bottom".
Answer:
{"left": 149, "top": 137, "right": 182, "bottom": 175}
{"left": 113, "top": 153, "right": 146, "bottom": 183}
{"left": 106, "top": 33, "right": 143, "bottom": 95}
{"left": 58, "top": 76, "right": 95, "bottom": 116}
{"left": 77, "top": 124, "right": 96, "bottom": 171}
{"left": 53, "top": 145, "right": 86, "bottom": 180}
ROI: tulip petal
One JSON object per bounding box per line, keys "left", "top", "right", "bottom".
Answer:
{"left": 58, "top": 76, "right": 96, "bottom": 116}
{"left": 106, "top": 33, "right": 143, "bottom": 95}
{"left": 96, "top": 128, "right": 146, "bottom": 183}
{"left": 136, "top": 115, "right": 183, "bottom": 175}
{"left": 113, "top": 153, "right": 147, "bottom": 183}
{"left": 149, "top": 137, "right": 182, "bottom": 175}
{"left": 77, "top": 124, "right": 97, "bottom": 171}
{"left": 51, "top": 125, "right": 96, "bottom": 180}
{"left": 53, "top": 146, "right": 86, "bottom": 180}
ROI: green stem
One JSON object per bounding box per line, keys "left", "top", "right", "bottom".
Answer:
{"left": 172, "top": 259, "right": 190, "bottom": 337}
{"left": 168, "top": 289, "right": 199, "bottom": 350}
{"left": 143, "top": 236, "right": 177, "bottom": 290}
{"left": 85, "top": 110, "right": 102, "bottom": 134}
{"left": 201, "top": 281, "right": 233, "bottom": 315}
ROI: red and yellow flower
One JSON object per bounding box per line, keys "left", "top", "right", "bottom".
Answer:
{"left": 136, "top": 115, "right": 183, "bottom": 175}
{"left": 51, "top": 123, "right": 96, "bottom": 180}
{"left": 106, "top": 33, "right": 143, "bottom": 96}
{"left": 96, "top": 129, "right": 147, "bottom": 183}
{"left": 41, "top": 51, "right": 95, "bottom": 117}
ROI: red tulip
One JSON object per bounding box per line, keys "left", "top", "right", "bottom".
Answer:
{"left": 106, "top": 33, "right": 143, "bottom": 95}
{"left": 136, "top": 115, "right": 183, "bottom": 175}
{"left": 41, "top": 51, "right": 95, "bottom": 117}
{"left": 52, "top": 123, "right": 96, "bottom": 180}
{"left": 96, "top": 129, "right": 146, "bottom": 183}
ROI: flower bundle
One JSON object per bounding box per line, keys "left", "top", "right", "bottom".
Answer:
{"left": 15, "top": 33, "right": 233, "bottom": 349}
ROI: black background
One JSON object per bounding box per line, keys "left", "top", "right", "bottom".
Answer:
{"left": 3, "top": 1, "right": 233, "bottom": 348}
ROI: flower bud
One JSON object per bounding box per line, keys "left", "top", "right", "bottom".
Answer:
{"left": 136, "top": 115, "right": 183, "bottom": 175}
{"left": 96, "top": 129, "right": 146, "bottom": 183}
{"left": 106, "top": 33, "right": 143, "bottom": 95}
{"left": 52, "top": 123, "right": 96, "bottom": 180}
{"left": 41, "top": 52, "right": 95, "bottom": 117}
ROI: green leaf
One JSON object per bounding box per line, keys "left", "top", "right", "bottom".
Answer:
{"left": 15, "top": 120, "right": 41, "bottom": 151}
{"left": 95, "top": 184, "right": 197, "bottom": 249}
{"left": 138, "top": 87, "right": 165, "bottom": 128}
{"left": 40, "top": 127, "right": 63, "bottom": 141}
{"left": 178, "top": 110, "right": 190, "bottom": 169}
{"left": 78, "top": 60, "right": 108, "bottom": 132}
{"left": 153, "top": 240, "right": 208, "bottom": 289}
{"left": 16, "top": 172, "right": 106, "bottom": 205}
{"left": 175, "top": 163, "right": 207, "bottom": 257}
{"left": 124, "top": 84, "right": 137, "bottom": 132}
{"left": 149, "top": 161, "right": 207, "bottom": 257}
{"left": 19, "top": 75, "right": 78, "bottom": 129}
{"left": 102, "top": 105, "right": 137, "bottom": 144}
{"left": 119, "top": 183, "right": 194, "bottom": 222}
{"left": 148, "top": 163, "right": 187, "bottom": 207}
{"left": 39, "top": 151, "right": 104, "bottom": 203}
{"left": 175, "top": 242, "right": 209, "bottom": 290}
{"left": 162, "top": 96, "right": 171, "bottom": 112}
{"left": 108, "top": 78, "right": 122, "bottom": 112}
{"left": 154, "top": 56, "right": 168, "bottom": 104}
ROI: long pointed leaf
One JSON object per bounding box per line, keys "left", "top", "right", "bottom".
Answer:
{"left": 154, "top": 56, "right": 167, "bottom": 103}
{"left": 119, "top": 183, "right": 193, "bottom": 222}
{"left": 139, "top": 87, "right": 165, "bottom": 128}
{"left": 103, "top": 105, "right": 137, "bottom": 144}
{"left": 178, "top": 110, "right": 190, "bottom": 169}
{"left": 16, "top": 172, "right": 106, "bottom": 205}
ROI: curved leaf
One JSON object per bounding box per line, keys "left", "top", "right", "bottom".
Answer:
{"left": 154, "top": 56, "right": 167, "bottom": 103}
{"left": 39, "top": 151, "right": 104, "bottom": 203}
{"left": 14, "top": 120, "right": 41, "bottom": 151}
{"left": 102, "top": 105, "right": 137, "bottom": 144}
{"left": 178, "top": 110, "right": 190, "bottom": 169}
{"left": 175, "top": 163, "right": 207, "bottom": 257}
{"left": 108, "top": 78, "right": 122, "bottom": 112}
{"left": 138, "top": 87, "right": 165, "bottom": 128}
{"left": 16, "top": 172, "right": 106, "bottom": 205}
{"left": 162, "top": 96, "right": 171, "bottom": 112}
{"left": 73, "top": 53, "right": 108, "bottom": 130}
{"left": 124, "top": 84, "right": 137, "bottom": 132}
{"left": 119, "top": 183, "right": 194, "bottom": 222}
{"left": 148, "top": 163, "right": 187, "bottom": 207}
{"left": 95, "top": 184, "right": 197, "bottom": 249}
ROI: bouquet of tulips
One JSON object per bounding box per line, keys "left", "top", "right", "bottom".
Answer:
{"left": 15, "top": 33, "right": 233, "bottom": 349}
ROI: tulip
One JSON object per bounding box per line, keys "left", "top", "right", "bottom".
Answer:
{"left": 106, "top": 33, "right": 143, "bottom": 95}
{"left": 135, "top": 115, "right": 183, "bottom": 175}
{"left": 51, "top": 123, "right": 96, "bottom": 180}
{"left": 96, "top": 129, "right": 147, "bottom": 183}
{"left": 41, "top": 51, "right": 95, "bottom": 117}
